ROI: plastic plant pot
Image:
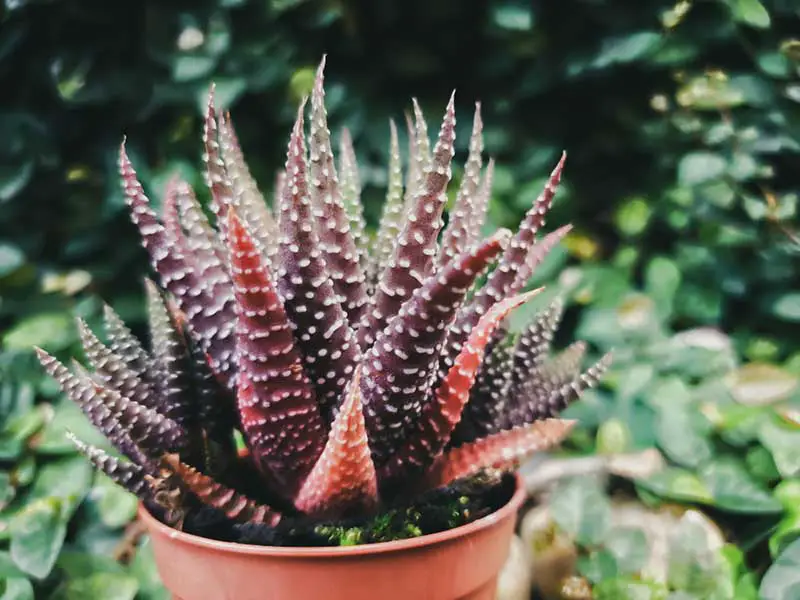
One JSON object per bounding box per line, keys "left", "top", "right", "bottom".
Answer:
{"left": 138, "top": 474, "right": 526, "bottom": 600}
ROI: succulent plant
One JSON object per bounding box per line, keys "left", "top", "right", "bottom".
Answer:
{"left": 37, "top": 57, "right": 610, "bottom": 541}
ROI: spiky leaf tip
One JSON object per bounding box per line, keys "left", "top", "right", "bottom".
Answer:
{"left": 67, "top": 432, "right": 154, "bottom": 494}
{"left": 294, "top": 367, "right": 378, "bottom": 518}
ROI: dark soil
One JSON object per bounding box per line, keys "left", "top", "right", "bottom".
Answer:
{"left": 147, "top": 470, "right": 516, "bottom": 548}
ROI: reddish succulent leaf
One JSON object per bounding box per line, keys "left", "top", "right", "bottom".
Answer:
{"left": 368, "top": 119, "right": 405, "bottom": 289}
{"left": 77, "top": 317, "right": 155, "bottom": 411}
{"left": 308, "top": 58, "right": 369, "bottom": 327}
{"left": 68, "top": 432, "right": 155, "bottom": 494}
{"left": 439, "top": 103, "right": 483, "bottom": 266}
{"left": 450, "top": 335, "right": 514, "bottom": 445}
{"left": 162, "top": 453, "right": 282, "bottom": 526}
{"left": 359, "top": 93, "right": 457, "bottom": 351}
{"left": 294, "top": 368, "right": 378, "bottom": 518}
{"left": 379, "top": 288, "right": 542, "bottom": 482}
{"left": 275, "top": 104, "right": 360, "bottom": 422}
{"left": 425, "top": 418, "right": 576, "bottom": 489}
{"left": 227, "top": 208, "right": 325, "bottom": 495}
{"left": 361, "top": 230, "right": 509, "bottom": 467}
{"left": 36, "top": 348, "right": 186, "bottom": 455}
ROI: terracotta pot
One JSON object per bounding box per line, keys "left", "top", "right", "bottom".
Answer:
{"left": 138, "top": 475, "right": 526, "bottom": 600}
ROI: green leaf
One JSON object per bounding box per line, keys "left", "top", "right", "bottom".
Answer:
{"left": 677, "top": 152, "right": 727, "bottom": 186}
{"left": 772, "top": 293, "right": 800, "bottom": 322}
{"left": 729, "top": 0, "right": 771, "bottom": 29}
{"left": 577, "top": 548, "right": 618, "bottom": 583}
{"left": 9, "top": 498, "right": 68, "bottom": 579}
{"left": 760, "top": 539, "right": 800, "bottom": 600}
{"left": 605, "top": 527, "right": 649, "bottom": 574}
{"left": 128, "top": 538, "right": 169, "bottom": 600}
{"left": 0, "top": 244, "right": 24, "bottom": 278}
{"left": 491, "top": 1, "right": 533, "bottom": 31}
{"left": 725, "top": 363, "right": 798, "bottom": 406}
{"left": 96, "top": 474, "right": 138, "bottom": 528}
{"left": 28, "top": 455, "right": 92, "bottom": 516}
{"left": 655, "top": 406, "right": 713, "bottom": 468}
{"left": 759, "top": 420, "right": 800, "bottom": 478}
{"left": 0, "top": 161, "right": 33, "bottom": 202}
{"left": 0, "top": 577, "right": 34, "bottom": 600}
{"left": 637, "top": 467, "right": 714, "bottom": 504}
{"left": 50, "top": 573, "right": 138, "bottom": 600}
{"left": 550, "top": 478, "right": 611, "bottom": 546}
{"left": 699, "top": 459, "right": 783, "bottom": 513}
{"left": 615, "top": 197, "right": 652, "bottom": 237}
{"left": 3, "top": 313, "right": 74, "bottom": 351}
{"left": 591, "top": 32, "right": 662, "bottom": 68}
{"left": 645, "top": 256, "right": 681, "bottom": 318}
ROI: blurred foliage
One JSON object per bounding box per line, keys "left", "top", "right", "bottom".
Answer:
{"left": 1, "top": 0, "right": 798, "bottom": 597}
{"left": 517, "top": 251, "right": 799, "bottom": 597}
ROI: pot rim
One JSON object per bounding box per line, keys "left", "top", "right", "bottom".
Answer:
{"left": 138, "top": 473, "right": 526, "bottom": 558}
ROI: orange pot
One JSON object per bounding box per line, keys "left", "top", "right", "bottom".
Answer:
{"left": 138, "top": 475, "right": 526, "bottom": 600}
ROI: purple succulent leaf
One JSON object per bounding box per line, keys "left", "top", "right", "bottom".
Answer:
{"left": 358, "top": 93, "right": 457, "bottom": 351}
{"left": 308, "top": 58, "right": 370, "bottom": 328}
{"left": 361, "top": 229, "right": 509, "bottom": 467}
{"left": 67, "top": 432, "right": 155, "bottom": 495}
{"left": 202, "top": 85, "right": 235, "bottom": 244}
{"left": 511, "top": 350, "right": 613, "bottom": 427}
{"left": 36, "top": 349, "right": 186, "bottom": 456}
{"left": 227, "top": 207, "right": 326, "bottom": 496}
{"left": 76, "top": 317, "right": 156, "bottom": 411}
{"left": 439, "top": 103, "right": 483, "bottom": 266}
{"left": 276, "top": 103, "right": 360, "bottom": 422}
{"left": 101, "top": 303, "right": 149, "bottom": 378}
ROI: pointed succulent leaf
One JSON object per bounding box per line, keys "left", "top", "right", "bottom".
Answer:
{"left": 67, "top": 432, "right": 154, "bottom": 494}
{"left": 338, "top": 127, "right": 368, "bottom": 266}
{"left": 439, "top": 103, "right": 483, "bottom": 266}
{"left": 512, "top": 225, "right": 573, "bottom": 291}
{"left": 514, "top": 351, "right": 613, "bottom": 427}
{"left": 219, "top": 111, "right": 279, "bottom": 263}
{"left": 102, "top": 304, "right": 149, "bottom": 378}
{"left": 173, "top": 179, "right": 228, "bottom": 272}
{"left": 308, "top": 58, "right": 369, "bottom": 326}
{"left": 36, "top": 349, "right": 186, "bottom": 455}
{"left": 294, "top": 368, "right": 378, "bottom": 517}
{"left": 227, "top": 208, "right": 325, "bottom": 494}
{"left": 361, "top": 229, "right": 509, "bottom": 467}
{"left": 276, "top": 105, "right": 360, "bottom": 421}
{"left": 144, "top": 280, "right": 194, "bottom": 427}
{"left": 425, "top": 418, "right": 576, "bottom": 489}
{"left": 202, "top": 86, "right": 236, "bottom": 241}
{"left": 368, "top": 119, "right": 404, "bottom": 288}
{"left": 379, "top": 288, "right": 542, "bottom": 481}
{"left": 77, "top": 317, "right": 155, "bottom": 411}
{"left": 442, "top": 155, "right": 566, "bottom": 372}
{"left": 120, "top": 144, "right": 237, "bottom": 389}
{"left": 510, "top": 297, "right": 565, "bottom": 388}
{"left": 465, "top": 158, "right": 495, "bottom": 248}
{"left": 162, "top": 454, "right": 282, "bottom": 526}
{"left": 450, "top": 333, "right": 514, "bottom": 445}
{"left": 359, "top": 93, "right": 457, "bottom": 351}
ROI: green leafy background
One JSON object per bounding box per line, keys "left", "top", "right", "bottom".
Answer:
{"left": 1, "top": 0, "right": 798, "bottom": 598}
